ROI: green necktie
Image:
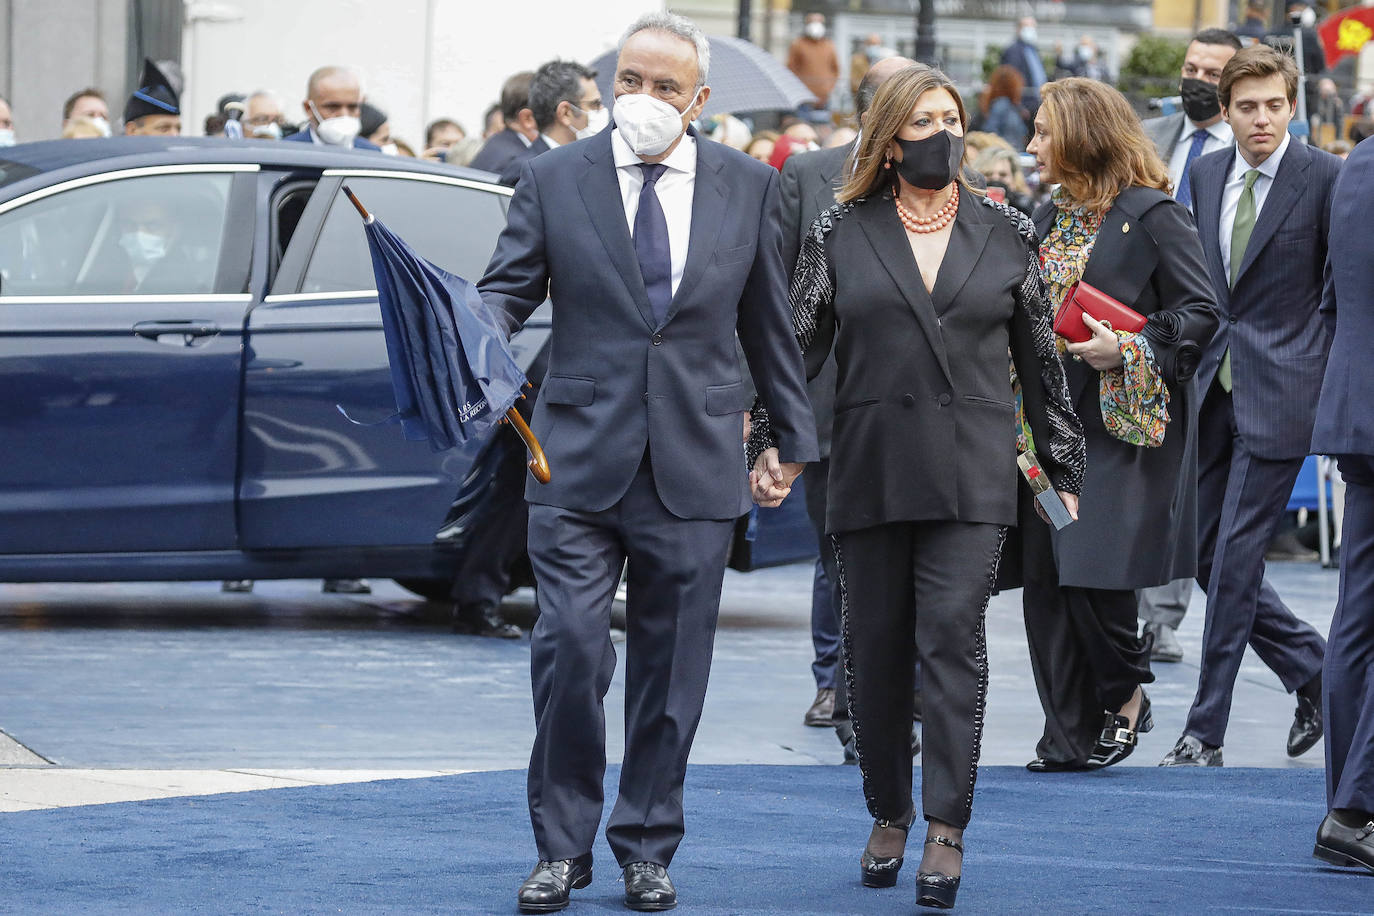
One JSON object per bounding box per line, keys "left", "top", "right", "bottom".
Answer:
{"left": 1220, "top": 168, "right": 1261, "bottom": 392}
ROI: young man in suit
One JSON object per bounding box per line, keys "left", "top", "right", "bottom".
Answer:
{"left": 1136, "top": 29, "right": 1242, "bottom": 663}
{"left": 282, "top": 66, "right": 380, "bottom": 151}
{"left": 1161, "top": 44, "right": 1337, "bottom": 768}
{"left": 1309, "top": 135, "right": 1374, "bottom": 874}
{"left": 479, "top": 13, "right": 818, "bottom": 911}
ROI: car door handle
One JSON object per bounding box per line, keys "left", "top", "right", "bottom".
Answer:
{"left": 132, "top": 320, "right": 221, "bottom": 346}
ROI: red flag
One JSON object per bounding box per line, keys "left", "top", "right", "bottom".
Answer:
{"left": 1318, "top": 6, "right": 1374, "bottom": 69}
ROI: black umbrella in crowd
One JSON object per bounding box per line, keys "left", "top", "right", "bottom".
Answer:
{"left": 591, "top": 35, "right": 813, "bottom": 117}
{"left": 341, "top": 186, "right": 549, "bottom": 483}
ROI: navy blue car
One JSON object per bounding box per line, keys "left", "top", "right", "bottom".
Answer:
{"left": 0, "top": 138, "right": 813, "bottom": 597}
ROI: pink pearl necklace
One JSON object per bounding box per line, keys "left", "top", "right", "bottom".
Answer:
{"left": 894, "top": 188, "right": 959, "bottom": 234}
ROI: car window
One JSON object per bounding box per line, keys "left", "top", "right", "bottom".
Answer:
{"left": 301, "top": 177, "right": 507, "bottom": 294}
{"left": 0, "top": 172, "right": 234, "bottom": 298}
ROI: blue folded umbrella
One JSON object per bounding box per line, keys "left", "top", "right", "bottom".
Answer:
{"left": 351, "top": 196, "right": 527, "bottom": 453}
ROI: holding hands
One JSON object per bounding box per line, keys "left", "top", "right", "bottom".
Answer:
{"left": 750, "top": 448, "right": 805, "bottom": 507}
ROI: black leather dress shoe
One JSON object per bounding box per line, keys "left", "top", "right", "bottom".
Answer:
{"left": 622, "top": 862, "right": 676, "bottom": 911}
{"left": 451, "top": 603, "right": 522, "bottom": 639}
{"left": 1159, "top": 734, "right": 1222, "bottom": 767}
{"left": 1087, "top": 690, "right": 1153, "bottom": 769}
{"left": 517, "top": 853, "right": 593, "bottom": 913}
{"left": 1288, "top": 675, "right": 1323, "bottom": 758}
{"left": 1313, "top": 812, "right": 1374, "bottom": 874}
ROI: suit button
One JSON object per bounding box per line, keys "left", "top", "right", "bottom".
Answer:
{"left": 903, "top": 394, "right": 915, "bottom": 407}
{"left": 642, "top": 392, "right": 649, "bottom": 401}
{"left": 938, "top": 393, "right": 952, "bottom": 406}
{"left": 652, "top": 334, "right": 663, "bottom": 345}
{"left": 1228, "top": 314, "right": 1237, "bottom": 323}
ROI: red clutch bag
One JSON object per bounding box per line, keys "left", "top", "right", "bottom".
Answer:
{"left": 1053, "top": 280, "right": 1146, "bottom": 344}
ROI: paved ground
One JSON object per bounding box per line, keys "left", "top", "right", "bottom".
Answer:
{"left": 0, "top": 556, "right": 1336, "bottom": 812}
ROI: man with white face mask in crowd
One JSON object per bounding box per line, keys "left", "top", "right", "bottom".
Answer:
{"left": 498, "top": 60, "right": 605, "bottom": 186}
{"left": 242, "top": 90, "right": 287, "bottom": 141}
{"left": 62, "top": 88, "right": 111, "bottom": 138}
{"left": 283, "top": 66, "right": 380, "bottom": 151}
{"left": 480, "top": 11, "right": 817, "bottom": 913}
{"left": 1001, "top": 15, "right": 1047, "bottom": 110}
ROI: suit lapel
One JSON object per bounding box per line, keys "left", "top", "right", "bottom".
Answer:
{"left": 857, "top": 200, "right": 953, "bottom": 385}
{"left": 1233, "top": 141, "right": 1308, "bottom": 287}
{"left": 577, "top": 134, "right": 657, "bottom": 331}
{"left": 929, "top": 190, "right": 991, "bottom": 315}
{"left": 1195, "top": 150, "right": 1232, "bottom": 307}
{"left": 663, "top": 135, "right": 726, "bottom": 325}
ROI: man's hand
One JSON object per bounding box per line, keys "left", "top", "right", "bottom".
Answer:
{"left": 1034, "top": 490, "right": 1080, "bottom": 525}
{"left": 1065, "top": 314, "right": 1124, "bottom": 371}
{"left": 750, "top": 448, "right": 804, "bottom": 507}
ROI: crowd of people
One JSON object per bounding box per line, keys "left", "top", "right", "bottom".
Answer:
{"left": 7, "top": 6, "right": 1372, "bottom": 911}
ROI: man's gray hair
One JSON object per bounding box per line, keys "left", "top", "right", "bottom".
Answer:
{"left": 618, "top": 12, "right": 711, "bottom": 89}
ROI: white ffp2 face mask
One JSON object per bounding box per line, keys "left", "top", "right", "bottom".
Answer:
{"left": 575, "top": 106, "right": 610, "bottom": 141}
{"left": 309, "top": 100, "right": 360, "bottom": 147}
{"left": 614, "top": 90, "right": 700, "bottom": 157}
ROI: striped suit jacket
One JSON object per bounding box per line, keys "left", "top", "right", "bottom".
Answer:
{"left": 1187, "top": 139, "right": 1342, "bottom": 460}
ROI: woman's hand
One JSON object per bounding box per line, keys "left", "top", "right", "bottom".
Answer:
{"left": 750, "top": 448, "right": 804, "bottom": 507}
{"left": 1033, "top": 490, "right": 1080, "bottom": 525}
{"left": 1065, "top": 313, "right": 1124, "bottom": 370}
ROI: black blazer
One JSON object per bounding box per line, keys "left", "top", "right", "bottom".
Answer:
{"left": 497, "top": 136, "right": 552, "bottom": 187}
{"left": 1032, "top": 187, "right": 1218, "bottom": 590}
{"left": 785, "top": 189, "right": 1085, "bottom": 535}
{"left": 1312, "top": 137, "right": 1374, "bottom": 457}
{"left": 1188, "top": 139, "right": 1341, "bottom": 459}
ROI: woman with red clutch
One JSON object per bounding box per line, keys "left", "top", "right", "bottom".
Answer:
{"left": 1019, "top": 78, "right": 1219, "bottom": 771}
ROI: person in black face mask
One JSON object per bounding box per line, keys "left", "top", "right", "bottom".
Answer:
{"left": 749, "top": 64, "right": 1086, "bottom": 909}
{"left": 1142, "top": 29, "right": 1242, "bottom": 213}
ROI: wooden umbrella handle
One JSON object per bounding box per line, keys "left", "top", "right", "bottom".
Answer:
{"left": 342, "top": 185, "right": 374, "bottom": 223}
{"left": 504, "top": 408, "right": 551, "bottom": 484}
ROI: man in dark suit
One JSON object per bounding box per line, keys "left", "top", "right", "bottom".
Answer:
{"left": 479, "top": 13, "right": 818, "bottom": 912}
{"left": 1309, "top": 136, "right": 1374, "bottom": 874}
{"left": 1000, "top": 15, "right": 1047, "bottom": 109}
{"left": 281, "top": 66, "right": 380, "bottom": 151}
{"left": 778, "top": 54, "right": 917, "bottom": 746}
{"left": 1161, "top": 44, "right": 1335, "bottom": 768}
{"left": 1137, "top": 28, "right": 1242, "bottom": 663}
{"left": 497, "top": 60, "right": 603, "bottom": 187}
{"left": 469, "top": 71, "right": 544, "bottom": 175}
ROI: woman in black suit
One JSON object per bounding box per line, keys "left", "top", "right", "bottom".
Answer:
{"left": 750, "top": 66, "right": 1085, "bottom": 909}
{"left": 1019, "top": 78, "right": 1219, "bottom": 772}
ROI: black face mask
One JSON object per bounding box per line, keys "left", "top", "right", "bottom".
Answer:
{"left": 1180, "top": 77, "right": 1222, "bottom": 124}
{"left": 892, "top": 130, "right": 964, "bottom": 191}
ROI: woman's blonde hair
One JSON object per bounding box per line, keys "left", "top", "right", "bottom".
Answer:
{"left": 839, "top": 65, "right": 974, "bottom": 204}
{"left": 972, "top": 146, "right": 1029, "bottom": 195}
{"left": 1038, "top": 78, "right": 1170, "bottom": 212}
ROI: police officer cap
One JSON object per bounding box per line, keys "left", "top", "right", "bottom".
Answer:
{"left": 124, "top": 59, "right": 180, "bottom": 123}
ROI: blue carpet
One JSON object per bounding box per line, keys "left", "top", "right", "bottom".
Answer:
{"left": 0, "top": 766, "right": 1369, "bottom": 914}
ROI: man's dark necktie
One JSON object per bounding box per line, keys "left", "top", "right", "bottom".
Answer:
{"left": 634, "top": 163, "right": 672, "bottom": 325}
{"left": 1174, "top": 129, "right": 1209, "bottom": 209}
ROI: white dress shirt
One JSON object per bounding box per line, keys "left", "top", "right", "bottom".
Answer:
{"left": 1167, "top": 118, "right": 1233, "bottom": 194}
{"left": 1219, "top": 131, "right": 1290, "bottom": 281}
{"left": 612, "top": 127, "right": 696, "bottom": 298}
{"left": 539, "top": 133, "right": 561, "bottom": 149}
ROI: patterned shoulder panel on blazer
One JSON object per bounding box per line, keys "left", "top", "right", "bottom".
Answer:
{"left": 746, "top": 200, "right": 856, "bottom": 469}
{"left": 979, "top": 195, "right": 1087, "bottom": 495}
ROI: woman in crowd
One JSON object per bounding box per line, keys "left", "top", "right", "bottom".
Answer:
{"left": 750, "top": 65, "right": 1085, "bottom": 908}
{"left": 977, "top": 65, "right": 1029, "bottom": 149}
{"left": 972, "top": 146, "right": 1033, "bottom": 215}
{"left": 1020, "top": 78, "right": 1218, "bottom": 772}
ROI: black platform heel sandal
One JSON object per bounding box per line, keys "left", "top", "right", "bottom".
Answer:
{"left": 916, "top": 835, "right": 963, "bottom": 909}
{"left": 861, "top": 818, "right": 910, "bottom": 888}
{"left": 1088, "top": 689, "right": 1152, "bottom": 769}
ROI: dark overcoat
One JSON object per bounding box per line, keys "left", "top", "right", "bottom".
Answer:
{"left": 1030, "top": 186, "right": 1219, "bottom": 590}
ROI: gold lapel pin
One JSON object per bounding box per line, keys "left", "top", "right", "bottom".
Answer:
{"left": 1122, "top": 222, "right": 1130, "bottom": 234}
